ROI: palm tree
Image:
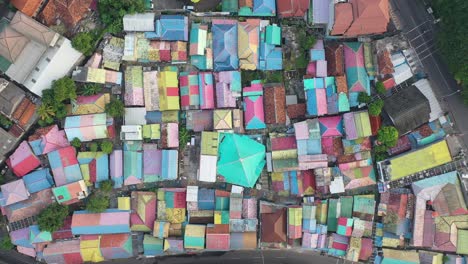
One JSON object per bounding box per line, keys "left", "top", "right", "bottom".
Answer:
{"left": 37, "top": 104, "right": 55, "bottom": 121}
{"left": 80, "top": 83, "right": 102, "bottom": 96}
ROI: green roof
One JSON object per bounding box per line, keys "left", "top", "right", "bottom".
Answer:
{"left": 201, "top": 132, "right": 219, "bottom": 156}
{"left": 0, "top": 55, "right": 12, "bottom": 72}
{"left": 457, "top": 229, "right": 468, "bottom": 255}
{"left": 222, "top": 0, "right": 238, "bottom": 12}
{"left": 327, "top": 199, "right": 338, "bottom": 232}
{"left": 339, "top": 196, "right": 353, "bottom": 218}
{"left": 265, "top": 25, "right": 281, "bottom": 46}
{"left": 217, "top": 133, "right": 266, "bottom": 188}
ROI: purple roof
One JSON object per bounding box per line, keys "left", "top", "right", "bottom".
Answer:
{"left": 110, "top": 150, "right": 123, "bottom": 188}
{"left": 316, "top": 60, "right": 328, "bottom": 77}
{"left": 313, "top": 0, "right": 330, "bottom": 24}
{"left": 0, "top": 180, "right": 30, "bottom": 206}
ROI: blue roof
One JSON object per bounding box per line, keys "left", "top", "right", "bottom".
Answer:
{"left": 191, "top": 55, "right": 208, "bottom": 70}
{"left": 155, "top": 15, "right": 188, "bottom": 41}
{"left": 22, "top": 169, "right": 54, "bottom": 193}
{"left": 258, "top": 42, "right": 283, "bottom": 70}
{"left": 145, "top": 111, "right": 163, "bottom": 123}
{"left": 253, "top": 0, "right": 276, "bottom": 16}
{"left": 198, "top": 188, "right": 215, "bottom": 210}
{"left": 161, "top": 150, "right": 177, "bottom": 180}
{"left": 212, "top": 22, "right": 239, "bottom": 71}
{"left": 29, "top": 139, "right": 43, "bottom": 156}
{"left": 306, "top": 89, "right": 317, "bottom": 116}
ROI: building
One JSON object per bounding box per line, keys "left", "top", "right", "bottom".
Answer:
{"left": 71, "top": 209, "right": 131, "bottom": 235}
{"left": 72, "top": 93, "right": 110, "bottom": 115}
{"left": 239, "top": 0, "right": 276, "bottom": 16}
{"left": 22, "top": 168, "right": 53, "bottom": 194}
{"left": 6, "top": 141, "right": 40, "bottom": 177}
{"left": 199, "top": 72, "right": 215, "bottom": 110}
{"left": 100, "top": 234, "right": 133, "bottom": 260}
{"left": 64, "top": 113, "right": 109, "bottom": 142}
{"left": 110, "top": 150, "right": 123, "bottom": 188}
{"left": 263, "top": 84, "right": 286, "bottom": 125}
{"left": 72, "top": 66, "right": 123, "bottom": 86}
{"left": 180, "top": 71, "right": 200, "bottom": 110}
{"left": 260, "top": 202, "right": 287, "bottom": 245}
{"left": 276, "top": 0, "right": 309, "bottom": 18}
{"left": 258, "top": 24, "right": 283, "bottom": 70}
{"left": 158, "top": 67, "right": 180, "bottom": 111}
{"left": 47, "top": 146, "right": 82, "bottom": 186}
{"left": 0, "top": 12, "right": 82, "bottom": 96}
{"left": 238, "top": 19, "right": 260, "bottom": 70}
{"left": 215, "top": 70, "right": 241, "bottom": 108}
{"left": 212, "top": 19, "right": 239, "bottom": 72}
{"left": 77, "top": 152, "right": 109, "bottom": 187}
{"left": 52, "top": 180, "right": 88, "bottom": 205}
{"left": 243, "top": 80, "right": 266, "bottom": 130}
{"left": 383, "top": 85, "right": 431, "bottom": 135}
{"left": 124, "top": 66, "right": 144, "bottom": 106}
{"left": 9, "top": 0, "right": 45, "bottom": 17}
{"left": 331, "top": 0, "right": 390, "bottom": 37}
{"left": 1, "top": 188, "right": 53, "bottom": 223}
{"left": 39, "top": 0, "right": 94, "bottom": 29}
{"left": 130, "top": 191, "right": 157, "bottom": 232}
{"left": 42, "top": 239, "right": 83, "bottom": 264}
{"left": 123, "top": 13, "right": 155, "bottom": 32}
{"left": 154, "top": 15, "right": 188, "bottom": 41}
{"left": 0, "top": 179, "right": 30, "bottom": 206}
{"left": 0, "top": 78, "right": 25, "bottom": 118}
{"left": 344, "top": 42, "right": 370, "bottom": 106}
{"left": 28, "top": 124, "right": 70, "bottom": 155}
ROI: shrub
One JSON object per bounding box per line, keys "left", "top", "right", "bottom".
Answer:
{"left": 376, "top": 81, "right": 386, "bottom": 95}
{"left": 86, "top": 194, "right": 109, "bottom": 213}
{"left": 99, "top": 180, "right": 114, "bottom": 193}
{"left": 71, "top": 137, "right": 82, "bottom": 148}
{"left": 100, "top": 140, "right": 113, "bottom": 154}
{"left": 89, "top": 142, "right": 99, "bottom": 152}
{"left": 37, "top": 204, "right": 69, "bottom": 232}
{"left": 358, "top": 92, "right": 372, "bottom": 104}
{"left": 377, "top": 126, "right": 399, "bottom": 148}
{"left": 368, "top": 99, "right": 384, "bottom": 116}
{"left": 105, "top": 98, "right": 125, "bottom": 118}
{"left": 0, "top": 236, "right": 13, "bottom": 250}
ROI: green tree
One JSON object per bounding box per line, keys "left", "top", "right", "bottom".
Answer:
{"left": 37, "top": 103, "right": 56, "bottom": 121}
{"left": 72, "top": 32, "right": 95, "bottom": 56}
{"left": 86, "top": 194, "right": 109, "bottom": 213}
{"left": 99, "top": 180, "right": 114, "bottom": 193}
{"left": 80, "top": 83, "right": 103, "bottom": 96}
{"left": 377, "top": 126, "right": 399, "bottom": 148}
{"left": 98, "top": 0, "right": 145, "bottom": 33}
{"left": 179, "top": 126, "right": 191, "bottom": 149}
{"left": 105, "top": 98, "right": 125, "bottom": 118}
{"left": 375, "top": 81, "right": 386, "bottom": 95}
{"left": 298, "top": 32, "right": 317, "bottom": 50}
{"left": 71, "top": 137, "right": 82, "bottom": 148}
{"left": 38, "top": 117, "right": 54, "bottom": 127}
{"left": 55, "top": 104, "right": 68, "bottom": 120}
{"left": 51, "top": 77, "right": 77, "bottom": 102}
{"left": 368, "top": 99, "right": 384, "bottom": 116}
{"left": 0, "top": 115, "right": 12, "bottom": 128}
{"left": 100, "top": 140, "right": 113, "bottom": 154}
{"left": 0, "top": 236, "right": 14, "bottom": 250}
{"left": 358, "top": 92, "right": 372, "bottom": 104}
{"left": 37, "top": 204, "right": 69, "bottom": 232}
{"left": 295, "top": 55, "right": 309, "bottom": 69}
{"left": 89, "top": 142, "right": 99, "bottom": 152}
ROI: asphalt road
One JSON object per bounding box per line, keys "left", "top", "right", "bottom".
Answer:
{"left": 390, "top": 0, "right": 468, "bottom": 149}
{"left": 101, "top": 250, "right": 345, "bottom": 264}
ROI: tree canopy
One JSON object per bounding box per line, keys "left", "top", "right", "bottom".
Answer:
{"left": 99, "top": 180, "right": 114, "bottom": 193}
{"left": 375, "top": 81, "right": 386, "bottom": 95}
{"left": 72, "top": 32, "right": 95, "bottom": 56}
{"left": 105, "top": 98, "right": 125, "bottom": 118}
{"left": 432, "top": 0, "right": 468, "bottom": 104}
{"left": 98, "top": 0, "right": 145, "bottom": 34}
{"left": 0, "top": 236, "right": 13, "bottom": 250}
{"left": 89, "top": 142, "right": 99, "bottom": 152}
{"left": 37, "top": 204, "right": 69, "bottom": 232}
{"left": 358, "top": 92, "right": 372, "bottom": 104}
{"left": 51, "top": 77, "right": 77, "bottom": 102}
{"left": 377, "top": 126, "right": 399, "bottom": 148}
{"left": 86, "top": 194, "right": 109, "bottom": 213}
{"left": 368, "top": 99, "right": 384, "bottom": 116}
{"left": 71, "top": 137, "right": 81, "bottom": 148}
{"left": 100, "top": 140, "right": 113, "bottom": 154}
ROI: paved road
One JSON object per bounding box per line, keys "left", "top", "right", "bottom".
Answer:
{"left": 98, "top": 250, "right": 344, "bottom": 264}
{"left": 390, "top": 0, "right": 468, "bottom": 149}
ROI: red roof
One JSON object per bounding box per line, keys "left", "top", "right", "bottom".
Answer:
{"left": 40, "top": 0, "right": 94, "bottom": 28}
{"left": 382, "top": 76, "right": 396, "bottom": 89}
{"left": 325, "top": 44, "right": 345, "bottom": 76}
{"left": 369, "top": 115, "right": 382, "bottom": 136}
{"left": 270, "top": 136, "right": 297, "bottom": 151}
{"left": 378, "top": 50, "right": 394, "bottom": 75}
{"left": 52, "top": 217, "right": 73, "bottom": 240}
{"left": 331, "top": 3, "right": 354, "bottom": 35}
{"left": 287, "top": 104, "right": 306, "bottom": 119}
{"left": 277, "top": 0, "right": 310, "bottom": 18}
{"left": 337, "top": 0, "right": 390, "bottom": 36}
{"left": 261, "top": 208, "right": 287, "bottom": 243}
{"left": 264, "top": 84, "right": 286, "bottom": 125}
{"left": 10, "top": 0, "right": 43, "bottom": 17}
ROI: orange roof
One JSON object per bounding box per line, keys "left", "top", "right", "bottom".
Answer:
{"left": 336, "top": 75, "right": 348, "bottom": 94}
{"left": 239, "top": 0, "right": 253, "bottom": 8}
{"left": 10, "top": 0, "right": 43, "bottom": 17}
{"left": 345, "top": 0, "right": 390, "bottom": 36}
{"left": 331, "top": 3, "right": 354, "bottom": 36}
{"left": 40, "top": 0, "right": 93, "bottom": 28}
{"left": 378, "top": 50, "right": 394, "bottom": 75}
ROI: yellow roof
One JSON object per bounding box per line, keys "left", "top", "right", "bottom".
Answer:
{"left": 72, "top": 94, "right": 110, "bottom": 115}
{"left": 87, "top": 68, "right": 106, "bottom": 84}
{"left": 143, "top": 124, "right": 161, "bottom": 139}
{"left": 158, "top": 70, "right": 180, "bottom": 111}
{"left": 213, "top": 110, "right": 233, "bottom": 130}
{"left": 80, "top": 237, "right": 104, "bottom": 262}
{"left": 389, "top": 140, "right": 452, "bottom": 180}
{"left": 118, "top": 197, "right": 131, "bottom": 210}
{"left": 201, "top": 131, "right": 219, "bottom": 156}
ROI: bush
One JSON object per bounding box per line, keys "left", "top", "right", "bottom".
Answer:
{"left": 105, "top": 98, "right": 125, "bottom": 118}
{"left": 80, "top": 83, "right": 103, "bottom": 96}
{"left": 368, "top": 99, "right": 384, "bottom": 116}
{"left": 100, "top": 140, "right": 113, "bottom": 154}
{"left": 179, "top": 126, "right": 191, "bottom": 150}
{"left": 377, "top": 126, "right": 399, "bottom": 148}
{"left": 98, "top": 0, "right": 145, "bottom": 33}
{"left": 376, "top": 81, "right": 386, "bottom": 95}
{"left": 0, "top": 114, "right": 12, "bottom": 128}
{"left": 37, "top": 204, "right": 69, "bottom": 232}
{"left": 89, "top": 142, "right": 99, "bottom": 152}
{"left": 0, "top": 236, "right": 13, "bottom": 250}
{"left": 51, "top": 77, "right": 77, "bottom": 102}
{"left": 71, "top": 137, "right": 82, "bottom": 148}
{"left": 264, "top": 71, "right": 284, "bottom": 83}
{"left": 72, "top": 32, "right": 95, "bottom": 56}
{"left": 99, "top": 180, "right": 114, "bottom": 193}
{"left": 358, "top": 92, "right": 372, "bottom": 104}
{"left": 86, "top": 194, "right": 109, "bottom": 213}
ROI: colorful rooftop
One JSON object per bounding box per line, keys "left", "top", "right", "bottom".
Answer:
{"left": 77, "top": 152, "right": 109, "bottom": 187}
{"left": 6, "top": 141, "right": 40, "bottom": 177}
{"left": 52, "top": 180, "right": 89, "bottom": 205}
{"left": 22, "top": 169, "right": 54, "bottom": 194}
{"left": 212, "top": 19, "right": 239, "bottom": 72}
{"left": 243, "top": 81, "right": 266, "bottom": 130}
{"left": 28, "top": 125, "right": 70, "bottom": 155}
{"left": 71, "top": 209, "right": 131, "bottom": 235}
{"left": 0, "top": 179, "right": 29, "bottom": 206}
{"left": 130, "top": 191, "right": 157, "bottom": 232}
{"left": 64, "top": 113, "right": 109, "bottom": 142}
{"left": 155, "top": 15, "right": 188, "bottom": 41}
{"left": 47, "top": 146, "right": 82, "bottom": 187}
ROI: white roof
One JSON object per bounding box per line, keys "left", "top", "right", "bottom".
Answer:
{"left": 124, "top": 107, "right": 147, "bottom": 125}
{"left": 392, "top": 62, "right": 413, "bottom": 85}
{"left": 329, "top": 176, "right": 345, "bottom": 194}
{"left": 120, "top": 125, "right": 142, "bottom": 141}
{"left": 413, "top": 78, "right": 444, "bottom": 122}
{"left": 198, "top": 155, "right": 217, "bottom": 183}
{"left": 123, "top": 13, "right": 155, "bottom": 32}
{"left": 123, "top": 34, "right": 136, "bottom": 61}
{"left": 186, "top": 186, "right": 198, "bottom": 202}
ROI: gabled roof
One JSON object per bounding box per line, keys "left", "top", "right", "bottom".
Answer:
{"left": 22, "top": 168, "right": 54, "bottom": 193}
{"left": 212, "top": 19, "right": 239, "bottom": 71}
{"left": 52, "top": 180, "right": 88, "bottom": 205}
{"left": 243, "top": 81, "right": 266, "bottom": 130}
{"left": 0, "top": 78, "right": 25, "bottom": 117}
{"left": 2, "top": 188, "right": 53, "bottom": 222}
{"left": 378, "top": 50, "right": 394, "bottom": 75}
{"left": 40, "top": 0, "right": 94, "bottom": 28}
{"left": 10, "top": 0, "right": 43, "bottom": 17}
{"left": 6, "top": 140, "right": 40, "bottom": 177}
{"left": 77, "top": 151, "right": 109, "bottom": 186}
{"left": 325, "top": 44, "right": 345, "bottom": 76}
{"left": 72, "top": 93, "right": 110, "bottom": 115}
{"left": 0, "top": 179, "right": 29, "bottom": 206}
{"left": 130, "top": 191, "right": 157, "bottom": 232}
{"left": 238, "top": 19, "right": 260, "bottom": 70}
{"left": 43, "top": 239, "right": 83, "bottom": 264}
{"left": 277, "top": 0, "right": 309, "bottom": 18}
{"left": 47, "top": 146, "right": 82, "bottom": 187}
{"left": 123, "top": 13, "right": 155, "bottom": 32}
{"left": 156, "top": 15, "right": 188, "bottom": 41}
{"left": 28, "top": 124, "right": 70, "bottom": 155}
{"left": 64, "top": 113, "right": 108, "bottom": 142}
{"left": 331, "top": 3, "right": 354, "bottom": 36}
{"left": 71, "top": 209, "right": 131, "bottom": 235}
{"left": 261, "top": 207, "right": 287, "bottom": 243}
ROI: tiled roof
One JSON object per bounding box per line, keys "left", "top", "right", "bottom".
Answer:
{"left": 3, "top": 188, "right": 53, "bottom": 222}
{"left": 331, "top": 3, "right": 354, "bottom": 35}
{"left": 264, "top": 84, "right": 286, "bottom": 125}
{"left": 40, "top": 0, "right": 93, "bottom": 28}
{"left": 325, "top": 44, "right": 345, "bottom": 76}
{"left": 261, "top": 207, "right": 286, "bottom": 243}
{"left": 10, "top": 0, "right": 43, "bottom": 17}
{"left": 0, "top": 25, "right": 28, "bottom": 63}
{"left": 277, "top": 0, "right": 309, "bottom": 18}
{"left": 378, "top": 50, "right": 394, "bottom": 75}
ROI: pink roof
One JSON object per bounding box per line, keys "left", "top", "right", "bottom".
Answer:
{"left": 72, "top": 211, "right": 130, "bottom": 227}
{"left": 216, "top": 83, "right": 237, "bottom": 108}
{"left": 319, "top": 116, "right": 343, "bottom": 137}
{"left": 344, "top": 44, "right": 365, "bottom": 68}
{"left": 75, "top": 94, "right": 103, "bottom": 105}
{"left": 244, "top": 95, "right": 265, "bottom": 125}
{"left": 40, "top": 125, "right": 70, "bottom": 154}
{"left": 270, "top": 136, "right": 297, "bottom": 151}
{"left": 343, "top": 112, "right": 357, "bottom": 140}
{"left": 110, "top": 150, "right": 123, "bottom": 178}
{"left": 306, "top": 61, "right": 317, "bottom": 76}
{"left": 294, "top": 121, "right": 309, "bottom": 140}
{"left": 316, "top": 89, "right": 327, "bottom": 116}
{"left": 0, "top": 179, "right": 29, "bottom": 206}
{"left": 85, "top": 53, "right": 102, "bottom": 68}
{"left": 166, "top": 123, "right": 179, "bottom": 148}
{"left": 7, "top": 141, "right": 40, "bottom": 177}
{"left": 277, "top": 0, "right": 310, "bottom": 18}
{"left": 316, "top": 60, "right": 327, "bottom": 77}
{"left": 17, "top": 246, "right": 36, "bottom": 257}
